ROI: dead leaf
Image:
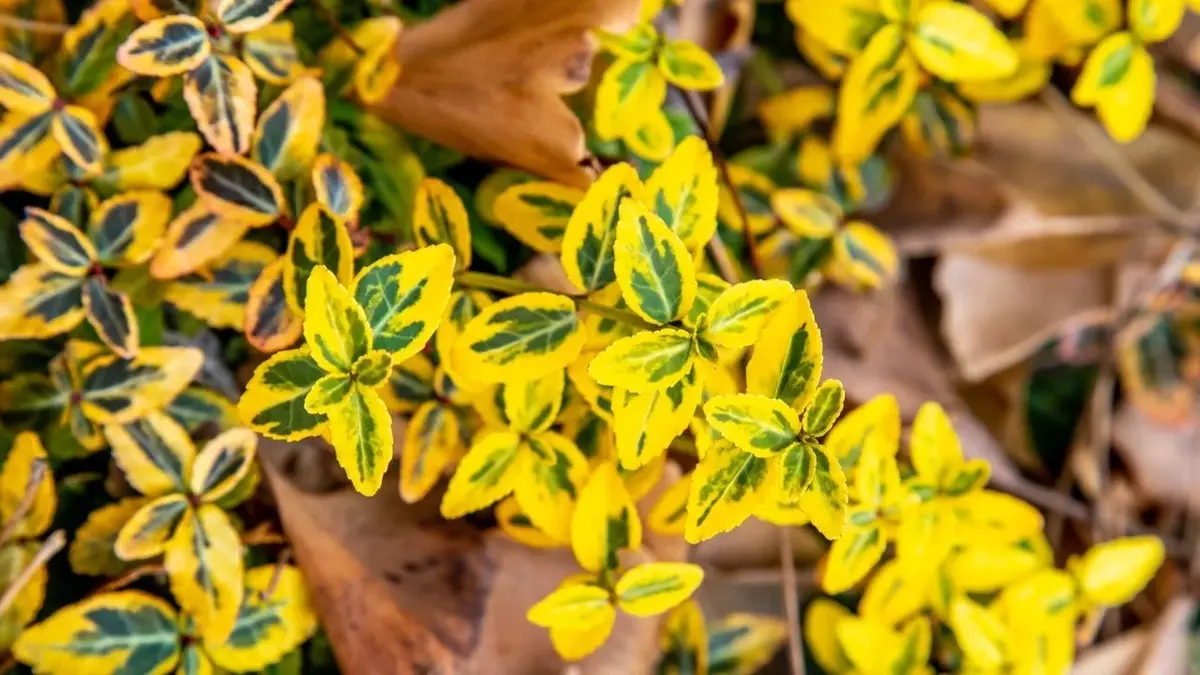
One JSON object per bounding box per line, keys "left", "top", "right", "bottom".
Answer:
{"left": 261, "top": 437, "right": 686, "bottom": 675}
{"left": 1112, "top": 403, "right": 1200, "bottom": 516}
{"left": 934, "top": 253, "right": 1112, "bottom": 382}
{"left": 1072, "top": 596, "right": 1196, "bottom": 675}
{"left": 373, "top": 0, "right": 639, "bottom": 188}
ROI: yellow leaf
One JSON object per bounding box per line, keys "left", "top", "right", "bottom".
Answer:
{"left": 1129, "top": 0, "right": 1185, "bottom": 42}
{"left": 658, "top": 39, "right": 724, "bottom": 91}
{"left": 283, "top": 203, "right": 354, "bottom": 314}
{"left": 685, "top": 440, "right": 771, "bottom": 543}
{"left": 496, "top": 497, "right": 566, "bottom": 548}
{"left": 151, "top": 203, "right": 249, "bottom": 280}
{"left": 805, "top": 598, "right": 855, "bottom": 674}
{"left": 414, "top": 178, "right": 473, "bottom": 271}
{"left": 241, "top": 20, "right": 307, "bottom": 85}
{"left": 514, "top": 432, "right": 590, "bottom": 540}
{"left": 644, "top": 136, "right": 719, "bottom": 249}
{"left": 0, "top": 264, "right": 86, "bottom": 341}
{"left": 758, "top": 86, "right": 836, "bottom": 141}
{"left": 594, "top": 59, "right": 667, "bottom": 141}
{"left": 788, "top": 0, "right": 887, "bottom": 57}
{"left": 399, "top": 401, "right": 462, "bottom": 503}
{"left": 114, "top": 494, "right": 189, "bottom": 561}
{"left": 549, "top": 607, "right": 616, "bottom": 661}
{"left": 613, "top": 199, "right": 697, "bottom": 326}
{"left": 323, "top": 384, "right": 393, "bottom": 496}
{"left": 453, "top": 292, "right": 584, "bottom": 383}
{"left": 829, "top": 220, "right": 898, "bottom": 290}
{"left": 1071, "top": 35, "right": 1155, "bottom": 143}
{"left": 860, "top": 560, "right": 929, "bottom": 626}
{"left": 822, "top": 524, "right": 886, "bottom": 593}
{"left": 104, "top": 411, "right": 196, "bottom": 498}
{"left": 623, "top": 107, "right": 674, "bottom": 163}
{"left": 493, "top": 181, "right": 583, "bottom": 253}
{"left": 707, "top": 613, "right": 788, "bottom": 675}
{"left": 69, "top": 497, "right": 151, "bottom": 577}
{"left": 303, "top": 265, "right": 372, "bottom": 373}
{"left": 53, "top": 106, "right": 108, "bottom": 176}
{"left": 704, "top": 394, "right": 801, "bottom": 457}
{"left": 615, "top": 562, "right": 704, "bottom": 617}
{"left": 251, "top": 76, "right": 324, "bottom": 180}
{"left": 799, "top": 445, "right": 849, "bottom": 539}
{"left": 0, "top": 433, "right": 55, "bottom": 539}
{"left": 571, "top": 462, "right": 642, "bottom": 572}
{"left": 191, "top": 427, "right": 257, "bottom": 503}
{"left": 527, "top": 578, "right": 613, "bottom": 628}
{"left": 1072, "top": 535, "right": 1164, "bottom": 607}
{"left": 952, "top": 490, "right": 1044, "bottom": 548}
{"left": 658, "top": 600, "right": 708, "bottom": 675}
{"left": 684, "top": 272, "right": 731, "bottom": 330}
{"left": 801, "top": 379, "right": 845, "bottom": 438}
{"left": 561, "top": 162, "right": 646, "bottom": 294}
{"left": 824, "top": 393, "right": 900, "bottom": 472}
{"left": 14, "top": 591, "right": 181, "bottom": 675}
{"left": 701, "top": 279, "right": 793, "bottom": 350}
{"left": 190, "top": 153, "right": 283, "bottom": 227}
{"left": 164, "top": 504, "right": 243, "bottom": 643}
{"left": 909, "top": 400, "right": 962, "bottom": 485}
{"left": 833, "top": 25, "right": 920, "bottom": 164}
{"left": 77, "top": 346, "right": 204, "bottom": 426}
{"left": 238, "top": 347, "right": 327, "bottom": 441}
{"left": 717, "top": 165, "right": 777, "bottom": 236}
{"left": 352, "top": 245, "right": 456, "bottom": 365}
{"left": 116, "top": 15, "right": 211, "bottom": 77}
{"left": 909, "top": 1, "right": 1019, "bottom": 82}
{"left": 183, "top": 55, "right": 257, "bottom": 156}
{"left": 598, "top": 22, "right": 658, "bottom": 60}
{"left": 772, "top": 189, "right": 843, "bottom": 238}
{"left": 205, "top": 564, "right": 319, "bottom": 672}
{"left": 647, "top": 473, "right": 691, "bottom": 535}
{"left": 589, "top": 328, "right": 694, "bottom": 392}
{"left": 948, "top": 541, "right": 1050, "bottom": 592}
{"left": 311, "top": 153, "right": 364, "bottom": 222}
{"left": 958, "top": 43, "right": 1051, "bottom": 103}
{"left": 949, "top": 597, "right": 1007, "bottom": 670}
{"left": 612, "top": 366, "right": 703, "bottom": 470}
{"left": 1045, "top": 0, "right": 1122, "bottom": 46}
{"left": 19, "top": 207, "right": 95, "bottom": 276}
{"left": 441, "top": 430, "right": 523, "bottom": 518}
{"left": 503, "top": 369, "right": 566, "bottom": 434}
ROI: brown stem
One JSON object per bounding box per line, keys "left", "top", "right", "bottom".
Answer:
{"left": 260, "top": 549, "right": 293, "bottom": 600}
{"left": 96, "top": 563, "right": 165, "bottom": 594}
{"left": 0, "top": 531, "right": 64, "bottom": 617}
{"left": 679, "top": 89, "right": 761, "bottom": 278}
{"left": 313, "top": 0, "right": 364, "bottom": 56}
{"left": 0, "top": 15, "right": 70, "bottom": 34}
{"left": 778, "top": 529, "right": 805, "bottom": 675}
{"left": 0, "top": 459, "right": 46, "bottom": 548}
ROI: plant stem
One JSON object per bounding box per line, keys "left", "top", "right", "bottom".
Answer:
{"left": 313, "top": 0, "right": 364, "bottom": 56}
{"left": 680, "top": 89, "right": 759, "bottom": 279}
{"left": 1040, "top": 87, "right": 1200, "bottom": 237}
{"left": 778, "top": 528, "right": 806, "bottom": 675}
{"left": 454, "top": 271, "right": 656, "bottom": 330}
{"left": 0, "top": 530, "right": 64, "bottom": 618}
{"left": 0, "top": 15, "right": 69, "bottom": 33}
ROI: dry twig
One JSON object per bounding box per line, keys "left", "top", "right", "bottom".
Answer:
{"left": 0, "top": 530, "right": 65, "bottom": 618}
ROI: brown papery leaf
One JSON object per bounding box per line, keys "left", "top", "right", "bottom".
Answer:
{"left": 372, "top": 0, "right": 639, "bottom": 189}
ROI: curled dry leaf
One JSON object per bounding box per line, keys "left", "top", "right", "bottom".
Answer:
{"left": 372, "top": 0, "right": 640, "bottom": 188}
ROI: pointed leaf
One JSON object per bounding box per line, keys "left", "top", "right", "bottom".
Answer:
{"left": 833, "top": 25, "right": 920, "bottom": 164}
{"left": 104, "top": 411, "right": 196, "bottom": 497}
{"left": 658, "top": 39, "right": 723, "bottom": 90}
{"left": 704, "top": 394, "right": 800, "bottom": 457}
{"left": 303, "top": 265, "right": 371, "bottom": 373}
{"left": 69, "top": 497, "right": 152, "bottom": 577}
{"left": 645, "top": 136, "right": 718, "bottom": 249}
{"left": 515, "top": 431, "right": 590, "bottom": 540}
{"left": 184, "top": 55, "right": 257, "bottom": 156}
{"left": 191, "top": 153, "right": 282, "bottom": 227}
{"left": 0, "top": 263, "right": 85, "bottom": 340}
{"left": 324, "top": 383, "right": 393, "bottom": 496}
{"left": 0, "top": 433, "right": 55, "bottom": 539}
{"left": 453, "top": 292, "right": 584, "bottom": 383}
{"left": 351, "top": 244, "right": 455, "bottom": 363}
{"left": 614, "top": 199, "right": 696, "bottom": 325}
{"left": 702, "top": 279, "right": 793, "bottom": 349}
{"left": 571, "top": 462, "right": 642, "bottom": 572}
{"left": 163, "top": 240, "right": 274, "bottom": 330}
{"left": 685, "top": 440, "right": 770, "bottom": 543}
{"left": 399, "top": 401, "right": 461, "bottom": 503}
{"left": 217, "top": 0, "right": 293, "bottom": 34}
{"left": 823, "top": 525, "right": 886, "bottom": 593}
{"left": 1073, "top": 536, "right": 1164, "bottom": 607}
{"left": 801, "top": 379, "right": 845, "bottom": 437}
{"left": 150, "top": 203, "right": 249, "bottom": 280}
{"left": 116, "top": 15, "right": 210, "bottom": 77}
{"left": 800, "top": 445, "right": 849, "bottom": 539}
{"left": 746, "top": 290, "right": 822, "bottom": 411}
{"left": 312, "top": 153, "right": 363, "bottom": 221}
{"left": 283, "top": 203, "right": 353, "bottom": 314}
{"left": 205, "top": 564, "right": 319, "bottom": 672}
{"left": 79, "top": 346, "right": 203, "bottom": 425}
{"left": 114, "top": 494, "right": 189, "bottom": 560}
{"left": 191, "top": 427, "right": 257, "bottom": 502}
{"left": 503, "top": 370, "right": 566, "bottom": 435}
{"left": 238, "top": 347, "right": 326, "bottom": 440}
{"left": 561, "top": 162, "right": 644, "bottom": 294}
{"left": 90, "top": 190, "right": 172, "bottom": 266}
{"left": 243, "top": 257, "right": 302, "bottom": 353}
{"left": 527, "top": 579, "right": 612, "bottom": 629}
{"left": 612, "top": 365, "right": 702, "bottom": 470}
{"left": 252, "top": 75, "right": 323, "bottom": 180}
{"left": 53, "top": 106, "right": 107, "bottom": 175}
{"left": 83, "top": 277, "right": 138, "bottom": 357}
{"left": 20, "top": 207, "right": 95, "bottom": 276}
{"left": 241, "top": 20, "right": 305, "bottom": 85}
{"left": 588, "top": 328, "right": 693, "bottom": 392}
{"left": 441, "top": 430, "right": 523, "bottom": 518}
{"left": 0, "top": 51, "right": 54, "bottom": 114}
{"left": 414, "top": 178, "right": 472, "bottom": 271}
{"left": 494, "top": 181, "right": 583, "bottom": 253}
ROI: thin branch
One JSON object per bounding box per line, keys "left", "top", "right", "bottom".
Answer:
{"left": 455, "top": 271, "right": 656, "bottom": 330}
{"left": 778, "top": 529, "right": 806, "bottom": 675}
{"left": 96, "top": 563, "right": 165, "bottom": 594}
{"left": 707, "top": 234, "right": 741, "bottom": 284}
{"left": 0, "top": 459, "right": 46, "bottom": 548}
{"left": 0, "top": 530, "right": 64, "bottom": 617}
{"left": 0, "top": 15, "right": 70, "bottom": 34}
{"left": 1040, "top": 87, "right": 1199, "bottom": 236}
{"left": 679, "top": 89, "right": 762, "bottom": 277}
{"left": 313, "top": 0, "right": 364, "bottom": 56}
{"left": 260, "top": 549, "right": 293, "bottom": 600}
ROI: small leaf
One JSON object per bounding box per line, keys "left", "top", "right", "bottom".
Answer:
{"left": 645, "top": 136, "right": 718, "bottom": 249}
{"left": 514, "top": 431, "right": 589, "bottom": 540}
{"left": 52, "top": 106, "right": 108, "bottom": 176}
{"left": 614, "top": 199, "right": 697, "bottom": 325}
{"left": 0, "top": 51, "right": 55, "bottom": 114}
{"left": 948, "top": 598, "right": 1007, "bottom": 670}
{"left": 623, "top": 107, "right": 674, "bottom": 163}
{"left": 822, "top": 525, "right": 886, "bottom": 593}
{"left": 165, "top": 504, "right": 243, "bottom": 643}
{"left": 701, "top": 279, "right": 793, "bottom": 349}
{"left": 252, "top": 75, "right": 324, "bottom": 180}
{"left": 104, "top": 411, "right": 196, "bottom": 497}
{"left": 312, "top": 153, "right": 364, "bottom": 221}
{"left": 116, "top": 15, "right": 210, "bottom": 77}
{"left": 399, "top": 401, "right": 461, "bottom": 503}
{"left": 527, "top": 579, "right": 613, "bottom": 629}
{"left": 0, "top": 433, "right": 55, "bottom": 539}
{"left": 772, "top": 189, "right": 842, "bottom": 238}
{"left": 1129, "top": 0, "right": 1186, "bottom": 42}
{"left": 191, "top": 153, "right": 282, "bottom": 227}
{"left": 707, "top": 613, "right": 788, "bottom": 675}
{"left": 243, "top": 257, "right": 302, "bottom": 353}
{"left": 570, "top": 462, "right": 642, "bottom": 572}
{"left": 745, "top": 290, "right": 823, "bottom": 410}
{"left": 910, "top": 1, "right": 1019, "bottom": 82}
{"left": 303, "top": 265, "right": 372, "bottom": 373}
{"left": 241, "top": 20, "right": 305, "bottom": 85}
{"left": 414, "top": 178, "right": 472, "bottom": 271}
{"left": 502, "top": 370, "right": 566, "bottom": 435}
{"left": 493, "top": 181, "right": 583, "bottom": 253}
{"left": 283, "top": 203, "right": 354, "bottom": 314}
{"left": 833, "top": 25, "right": 920, "bottom": 164}
{"left": 453, "top": 292, "right": 584, "bottom": 383}
{"left": 324, "top": 384, "right": 393, "bottom": 496}
{"left": 615, "top": 562, "right": 703, "bottom": 617}
{"left": 89, "top": 190, "right": 172, "bottom": 266}
{"left": 237, "top": 347, "right": 327, "bottom": 441}
{"left": 685, "top": 440, "right": 770, "bottom": 543}
{"left": 217, "top": 0, "right": 293, "bottom": 34}
{"left": 658, "top": 39, "right": 724, "bottom": 90}
{"left": 190, "top": 427, "right": 257, "bottom": 502}
{"left": 594, "top": 59, "right": 666, "bottom": 141}
{"left": 0, "top": 264, "right": 86, "bottom": 340}
{"left": 78, "top": 345, "right": 203, "bottom": 425}
{"left": 114, "top": 493, "right": 188, "bottom": 560}
{"left": 183, "top": 55, "right": 257, "bottom": 156}
{"left": 588, "top": 328, "right": 693, "bottom": 393}
{"left": 830, "top": 221, "right": 898, "bottom": 290}
{"left": 1073, "top": 536, "right": 1164, "bottom": 607}
{"left": 14, "top": 592, "right": 181, "bottom": 675}
{"left": 19, "top": 207, "right": 95, "bottom": 276}
{"left": 82, "top": 277, "right": 138, "bottom": 357}
{"left": 798, "top": 445, "right": 849, "bottom": 539}
{"left": 561, "top": 162, "right": 644, "bottom": 294}
{"left": 441, "top": 430, "right": 523, "bottom": 518}
{"left": 69, "top": 497, "right": 151, "bottom": 577}
{"left": 103, "top": 131, "right": 203, "bottom": 193}
{"left": 351, "top": 245, "right": 456, "bottom": 364}
{"left": 704, "top": 394, "right": 800, "bottom": 457}
{"left": 205, "top": 564, "right": 319, "bottom": 672}
{"left": 164, "top": 240, "right": 274, "bottom": 329}
{"left": 647, "top": 473, "right": 690, "bottom": 535}
{"left": 823, "top": 393, "right": 900, "bottom": 471}
{"left": 801, "top": 379, "right": 845, "bottom": 437}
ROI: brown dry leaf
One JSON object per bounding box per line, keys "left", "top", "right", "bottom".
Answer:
{"left": 1071, "top": 597, "right": 1196, "bottom": 675}
{"left": 934, "top": 253, "right": 1112, "bottom": 382}
{"left": 1112, "top": 403, "right": 1200, "bottom": 516}
{"left": 261, "top": 437, "right": 686, "bottom": 675}
{"left": 372, "top": 0, "right": 639, "bottom": 188}
{"left": 882, "top": 104, "right": 1199, "bottom": 262}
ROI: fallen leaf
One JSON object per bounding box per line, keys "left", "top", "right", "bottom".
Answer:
{"left": 1112, "top": 403, "right": 1200, "bottom": 516}
{"left": 372, "top": 0, "right": 640, "bottom": 188}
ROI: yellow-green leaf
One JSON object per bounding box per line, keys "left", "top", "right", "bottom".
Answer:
{"left": 496, "top": 497, "right": 566, "bottom": 549}
{"left": 658, "top": 39, "right": 724, "bottom": 91}
{"left": 53, "top": 106, "right": 108, "bottom": 176}
{"left": 1129, "top": 0, "right": 1185, "bottom": 42}
{"left": 14, "top": 592, "right": 181, "bottom": 675}
{"left": 238, "top": 347, "right": 328, "bottom": 441}
{"left": 1045, "top": 0, "right": 1122, "bottom": 45}
{"left": 116, "top": 15, "right": 211, "bottom": 77}
{"left": 805, "top": 599, "right": 854, "bottom": 674}
{"left": 788, "top": 0, "right": 887, "bottom": 56}
{"left": 744, "top": 290, "right": 822, "bottom": 411}
{"left": 191, "top": 427, "right": 257, "bottom": 503}
{"left": 829, "top": 220, "right": 898, "bottom": 290}
{"left": 514, "top": 431, "right": 589, "bottom": 540}
{"left": 351, "top": 245, "right": 456, "bottom": 364}
{"left": 614, "top": 199, "right": 697, "bottom": 325}
{"left": 615, "top": 562, "right": 704, "bottom": 617}
{"left": 527, "top": 579, "right": 613, "bottom": 629}
{"left": 399, "top": 401, "right": 462, "bottom": 503}
{"left": 414, "top": 178, "right": 472, "bottom": 270}
{"left": 589, "top": 328, "right": 694, "bottom": 393}
{"left": 612, "top": 365, "right": 702, "bottom": 470}
{"left": 104, "top": 411, "right": 196, "bottom": 497}
{"left": 704, "top": 394, "right": 800, "bottom": 457}
{"left": 69, "top": 497, "right": 151, "bottom": 577}
{"left": 324, "top": 383, "right": 393, "bottom": 496}
{"left": 493, "top": 181, "right": 583, "bottom": 253}
{"left": 799, "top": 445, "right": 849, "bottom": 539}
{"left": 0, "top": 432, "right": 55, "bottom": 539}
{"left": 150, "top": 203, "right": 249, "bottom": 280}
{"left": 114, "top": 493, "right": 188, "bottom": 560}
{"left": 561, "top": 162, "right": 644, "bottom": 294}
{"left": 20, "top": 207, "right": 95, "bottom": 276}
{"left": 823, "top": 524, "right": 886, "bottom": 593}
{"left": 801, "top": 379, "right": 845, "bottom": 437}
{"left": 1070, "top": 34, "right": 1155, "bottom": 143}
{"left": 453, "top": 292, "right": 584, "bottom": 383}
{"left": 1072, "top": 536, "right": 1164, "bottom": 607}
{"left": 244, "top": 257, "right": 303, "bottom": 353}
{"left": 241, "top": 20, "right": 305, "bottom": 85}
{"left": 252, "top": 75, "right": 324, "bottom": 180}
{"left": 184, "top": 55, "right": 257, "bottom": 156}
{"left": 772, "top": 188, "right": 842, "bottom": 238}
{"left": 758, "top": 85, "right": 836, "bottom": 141}
{"left": 104, "top": 131, "right": 203, "bottom": 192}
{"left": 165, "top": 503, "right": 243, "bottom": 643}
{"left": 191, "top": 152, "right": 283, "bottom": 227}
{"left": 216, "top": 0, "right": 292, "bottom": 34}
{"left": 441, "top": 430, "right": 523, "bottom": 518}
{"left": 707, "top": 613, "right": 788, "bottom": 675}
{"left": 164, "top": 241, "right": 274, "bottom": 330}
{"left": 284, "top": 204, "right": 354, "bottom": 314}
{"left": 658, "top": 600, "right": 707, "bottom": 675}
{"left": 598, "top": 23, "right": 658, "bottom": 61}
{"left": 303, "top": 265, "right": 371, "bottom": 373}
{"left": 647, "top": 473, "right": 690, "bottom": 536}
{"left": 77, "top": 345, "right": 204, "bottom": 425}
{"left": 312, "top": 153, "right": 364, "bottom": 222}
{"left": 645, "top": 136, "right": 718, "bottom": 249}
{"left": 205, "top": 564, "right": 319, "bottom": 672}
{"left": 910, "top": 1, "right": 1019, "bottom": 82}
{"left": 0, "top": 264, "right": 86, "bottom": 340}
{"left": 949, "top": 597, "right": 1007, "bottom": 670}
{"left": 623, "top": 106, "right": 674, "bottom": 163}
{"left": 685, "top": 440, "right": 770, "bottom": 543}
{"left": 701, "top": 279, "right": 793, "bottom": 349}
{"left": 571, "top": 462, "right": 642, "bottom": 572}
{"left": 833, "top": 25, "right": 920, "bottom": 164}
{"left": 503, "top": 369, "right": 566, "bottom": 435}
{"left": 594, "top": 59, "right": 667, "bottom": 141}
{"left": 82, "top": 277, "right": 137, "bottom": 357}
